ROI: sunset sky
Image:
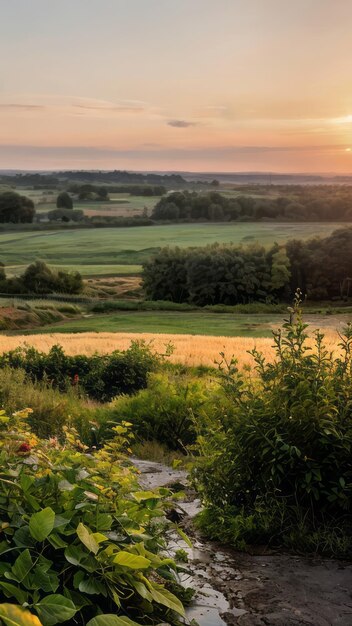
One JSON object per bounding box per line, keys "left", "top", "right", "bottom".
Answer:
{"left": 1, "top": 0, "right": 352, "bottom": 172}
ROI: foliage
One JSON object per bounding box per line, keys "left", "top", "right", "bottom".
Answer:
{"left": 0, "top": 410, "right": 186, "bottom": 625}
{"left": 0, "top": 367, "right": 93, "bottom": 440}
{"left": 152, "top": 186, "right": 352, "bottom": 223}
{"left": 144, "top": 227, "right": 352, "bottom": 305}
{"left": 0, "top": 262, "right": 83, "bottom": 296}
{"left": 143, "top": 243, "right": 281, "bottom": 305}
{"left": 56, "top": 192, "right": 73, "bottom": 210}
{"left": 0, "top": 341, "right": 161, "bottom": 402}
{"left": 193, "top": 292, "right": 352, "bottom": 556}
{"left": 0, "top": 192, "right": 35, "bottom": 224}
{"left": 21, "top": 262, "right": 83, "bottom": 295}
{"left": 48, "top": 209, "right": 84, "bottom": 223}
{"left": 286, "top": 227, "right": 352, "bottom": 300}
{"left": 102, "top": 372, "right": 216, "bottom": 450}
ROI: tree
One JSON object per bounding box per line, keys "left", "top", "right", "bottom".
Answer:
{"left": 0, "top": 192, "right": 35, "bottom": 223}
{"left": 21, "top": 261, "right": 83, "bottom": 294}
{"left": 56, "top": 192, "right": 73, "bottom": 209}
{"left": 48, "top": 208, "right": 84, "bottom": 222}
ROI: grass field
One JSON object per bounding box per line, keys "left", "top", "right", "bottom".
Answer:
{"left": 20, "top": 188, "right": 157, "bottom": 217}
{"left": 7, "top": 309, "right": 351, "bottom": 338}
{"left": 0, "top": 222, "right": 347, "bottom": 277}
{"left": 15, "top": 311, "right": 276, "bottom": 337}
{"left": 0, "top": 327, "right": 343, "bottom": 368}
{"left": 6, "top": 264, "right": 142, "bottom": 277}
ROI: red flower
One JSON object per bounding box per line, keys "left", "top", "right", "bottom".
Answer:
{"left": 17, "top": 442, "right": 31, "bottom": 454}
{"left": 72, "top": 374, "right": 79, "bottom": 386}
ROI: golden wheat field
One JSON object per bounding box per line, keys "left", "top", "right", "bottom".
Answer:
{"left": 0, "top": 329, "right": 343, "bottom": 368}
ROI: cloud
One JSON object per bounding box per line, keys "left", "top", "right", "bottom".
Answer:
{"left": 0, "top": 103, "right": 44, "bottom": 111}
{"left": 73, "top": 99, "right": 147, "bottom": 114}
{"left": 0, "top": 95, "right": 150, "bottom": 117}
{"left": 167, "top": 120, "right": 197, "bottom": 128}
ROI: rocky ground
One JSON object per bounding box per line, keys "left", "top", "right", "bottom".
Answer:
{"left": 134, "top": 459, "right": 352, "bottom": 626}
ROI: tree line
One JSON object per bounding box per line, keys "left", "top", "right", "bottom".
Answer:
{"left": 68, "top": 183, "right": 167, "bottom": 198}
{"left": 0, "top": 261, "right": 83, "bottom": 295}
{"left": 152, "top": 187, "right": 352, "bottom": 222}
{"left": 143, "top": 227, "right": 352, "bottom": 304}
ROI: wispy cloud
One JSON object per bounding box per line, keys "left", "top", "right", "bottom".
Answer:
{"left": 0, "top": 103, "right": 44, "bottom": 111}
{"left": 167, "top": 120, "right": 197, "bottom": 128}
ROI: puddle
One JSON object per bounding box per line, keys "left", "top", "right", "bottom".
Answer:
{"left": 132, "top": 457, "right": 246, "bottom": 626}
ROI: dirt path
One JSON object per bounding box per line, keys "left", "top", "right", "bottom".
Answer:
{"left": 133, "top": 459, "right": 352, "bottom": 626}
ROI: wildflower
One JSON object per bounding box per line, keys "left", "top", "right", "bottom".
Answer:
{"left": 17, "top": 442, "right": 31, "bottom": 454}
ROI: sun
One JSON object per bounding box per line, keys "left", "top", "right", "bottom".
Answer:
{"left": 346, "top": 148, "right": 352, "bottom": 152}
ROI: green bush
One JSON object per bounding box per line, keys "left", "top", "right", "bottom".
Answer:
{"left": 101, "top": 372, "right": 216, "bottom": 450}
{"left": 0, "top": 341, "right": 160, "bottom": 402}
{"left": 0, "top": 411, "right": 186, "bottom": 625}
{"left": 193, "top": 292, "right": 352, "bottom": 556}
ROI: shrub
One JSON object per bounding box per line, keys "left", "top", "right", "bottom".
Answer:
{"left": 0, "top": 341, "right": 161, "bottom": 402}
{"left": 103, "top": 372, "right": 216, "bottom": 450}
{"left": 0, "top": 411, "right": 186, "bottom": 624}
{"left": 193, "top": 292, "right": 352, "bottom": 556}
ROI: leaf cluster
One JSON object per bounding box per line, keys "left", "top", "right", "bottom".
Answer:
{"left": 0, "top": 410, "right": 185, "bottom": 625}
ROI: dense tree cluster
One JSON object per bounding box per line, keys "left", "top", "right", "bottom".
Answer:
{"left": 48, "top": 208, "right": 84, "bottom": 222}
{"left": 0, "top": 170, "right": 186, "bottom": 187}
{"left": 68, "top": 183, "right": 166, "bottom": 198}
{"left": 56, "top": 170, "right": 186, "bottom": 185}
{"left": 152, "top": 187, "right": 352, "bottom": 222}
{"left": 143, "top": 227, "right": 352, "bottom": 304}
{"left": 143, "top": 243, "right": 290, "bottom": 305}
{"left": 0, "top": 261, "right": 83, "bottom": 295}
{"left": 0, "top": 191, "right": 35, "bottom": 223}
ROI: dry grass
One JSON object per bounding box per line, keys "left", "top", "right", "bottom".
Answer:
{"left": 0, "top": 329, "right": 343, "bottom": 369}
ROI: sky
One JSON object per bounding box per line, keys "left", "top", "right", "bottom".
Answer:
{"left": 1, "top": 0, "right": 352, "bottom": 173}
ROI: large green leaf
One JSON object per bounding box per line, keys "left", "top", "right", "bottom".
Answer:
{"left": 7, "top": 549, "right": 33, "bottom": 583}
{"left": 29, "top": 508, "right": 55, "bottom": 542}
{"left": 0, "top": 604, "right": 43, "bottom": 626}
{"left": 132, "top": 491, "right": 161, "bottom": 502}
{"left": 0, "top": 582, "right": 28, "bottom": 605}
{"left": 76, "top": 523, "right": 99, "bottom": 555}
{"left": 35, "top": 595, "right": 77, "bottom": 626}
{"left": 87, "top": 616, "right": 141, "bottom": 626}
{"left": 113, "top": 551, "right": 151, "bottom": 569}
{"left": 148, "top": 583, "right": 185, "bottom": 617}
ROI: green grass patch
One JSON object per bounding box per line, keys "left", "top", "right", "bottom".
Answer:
{"left": 15, "top": 310, "right": 276, "bottom": 337}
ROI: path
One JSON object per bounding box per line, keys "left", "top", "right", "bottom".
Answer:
{"left": 133, "top": 459, "right": 352, "bottom": 626}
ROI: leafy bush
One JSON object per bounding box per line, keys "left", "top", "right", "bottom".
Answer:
{"left": 0, "top": 341, "right": 160, "bottom": 402}
{"left": 102, "top": 372, "right": 217, "bottom": 450}
{"left": 193, "top": 292, "right": 352, "bottom": 556}
{"left": 0, "top": 410, "right": 186, "bottom": 625}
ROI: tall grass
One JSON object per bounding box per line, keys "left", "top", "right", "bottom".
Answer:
{"left": 0, "top": 367, "right": 94, "bottom": 439}
{"left": 0, "top": 329, "right": 342, "bottom": 367}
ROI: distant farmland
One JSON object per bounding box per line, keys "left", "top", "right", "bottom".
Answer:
{"left": 0, "top": 222, "right": 347, "bottom": 277}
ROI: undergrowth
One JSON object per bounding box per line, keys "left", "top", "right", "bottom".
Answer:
{"left": 193, "top": 290, "right": 352, "bottom": 557}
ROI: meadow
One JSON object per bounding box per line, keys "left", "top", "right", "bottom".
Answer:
{"left": 16, "top": 310, "right": 277, "bottom": 336}
{"left": 0, "top": 324, "right": 343, "bottom": 367}
{"left": 0, "top": 221, "right": 347, "bottom": 277}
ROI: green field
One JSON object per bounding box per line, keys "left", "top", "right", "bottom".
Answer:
{"left": 0, "top": 222, "right": 347, "bottom": 277}
{"left": 20, "top": 189, "right": 157, "bottom": 217}
{"left": 16, "top": 311, "right": 277, "bottom": 336}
